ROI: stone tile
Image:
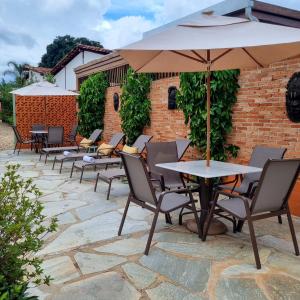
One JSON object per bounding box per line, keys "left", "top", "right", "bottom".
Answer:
{"left": 221, "top": 264, "right": 269, "bottom": 276}
{"left": 257, "top": 235, "right": 295, "bottom": 254}
{"left": 267, "top": 252, "right": 300, "bottom": 278}
{"left": 140, "top": 249, "right": 210, "bottom": 293}
{"left": 18, "top": 170, "right": 40, "bottom": 178}
{"left": 95, "top": 238, "right": 147, "bottom": 256}
{"left": 234, "top": 245, "right": 271, "bottom": 264}
{"left": 57, "top": 181, "right": 93, "bottom": 193}
{"left": 39, "top": 211, "right": 149, "bottom": 254}
{"left": 74, "top": 252, "right": 126, "bottom": 275}
{"left": 28, "top": 287, "right": 49, "bottom": 300}
{"left": 57, "top": 212, "right": 77, "bottom": 225}
{"left": 39, "top": 192, "right": 64, "bottom": 202}
{"left": 146, "top": 282, "right": 204, "bottom": 300}
{"left": 34, "top": 179, "right": 65, "bottom": 190}
{"left": 215, "top": 278, "right": 267, "bottom": 300}
{"left": 122, "top": 263, "right": 157, "bottom": 289}
{"left": 51, "top": 272, "right": 140, "bottom": 300}
{"left": 155, "top": 239, "right": 243, "bottom": 260}
{"left": 43, "top": 200, "right": 87, "bottom": 218}
{"left": 41, "top": 256, "right": 79, "bottom": 284}
{"left": 118, "top": 205, "right": 153, "bottom": 221}
{"left": 263, "top": 274, "right": 300, "bottom": 300}
{"left": 152, "top": 231, "right": 203, "bottom": 244}
{"left": 75, "top": 200, "right": 118, "bottom": 220}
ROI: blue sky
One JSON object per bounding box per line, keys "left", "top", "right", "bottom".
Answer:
{"left": 1, "top": 0, "right": 300, "bottom": 79}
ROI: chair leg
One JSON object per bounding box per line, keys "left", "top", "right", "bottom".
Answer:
{"left": 179, "top": 207, "right": 184, "bottom": 225}
{"left": 94, "top": 173, "right": 99, "bottom": 192}
{"left": 45, "top": 153, "right": 48, "bottom": 164}
{"left": 165, "top": 213, "right": 172, "bottom": 224}
{"left": 79, "top": 167, "right": 84, "bottom": 183}
{"left": 59, "top": 160, "right": 64, "bottom": 174}
{"left": 145, "top": 209, "right": 160, "bottom": 255}
{"left": 107, "top": 179, "right": 112, "bottom": 200}
{"left": 278, "top": 215, "right": 283, "bottom": 224}
{"left": 70, "top": 162, "right": 75, "bottom": 178}
{"left": 118, "top": 196, "right": 131, "bottom": 236}
{"left": 18, "top": 143, "right": 21, "bottom": 155}
{"left": 190, "top": 200, "right": 201, "bottom": 239}
{"left": 13, "top": 142, "right": 17, "bottom": 154}
{"left": 286, "top": 209, "right": 300, "bottom": 256}
{"left": 247, "top": 217, "right": 261, "bottom": 269}
{"left": 202, "top": 198, "right": 216, "bottom": 241}
{"left": 52, "top": 157, "right": 56, "bottom": 170}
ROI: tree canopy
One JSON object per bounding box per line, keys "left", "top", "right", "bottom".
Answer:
{"left": 39, "top": 35, "right": 103, "bottom": 68}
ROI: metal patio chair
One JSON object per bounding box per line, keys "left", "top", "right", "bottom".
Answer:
{"left": 66, "top": 124, "right": 78, "bottom": 145}
{"left": 203, "top": 159, "right": 300, "bottom": 269}
{"left": 12, "top": 126, "right": 35, "bottom": 155}
{"left": 176, "top": 138, "right": 191, "bottom": 160}
{"left": 118, "top": 152, "right": 201, "bottom": 255}
{"left": 31, "top": 124, "right": 46, "bottom": 149}
{"left": 43, "top": 126, "right": 64, "bottom": 148}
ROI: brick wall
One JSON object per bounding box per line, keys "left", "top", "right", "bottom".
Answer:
{"left": 15, "top": 95, "right": 77, "bottom": 146}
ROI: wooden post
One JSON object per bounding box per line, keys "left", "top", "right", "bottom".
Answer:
{"left": 206, "top": 50, "right": 211, "bottom": 167}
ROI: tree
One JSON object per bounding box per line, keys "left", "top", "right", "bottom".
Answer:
{"left": 39, "top": 35, "right": 103, "bottom": 68}
{"left": 3, "top": 61, "right": 29, "bottom": 87}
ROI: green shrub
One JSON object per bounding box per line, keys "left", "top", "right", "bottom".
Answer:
{"left": 177, "top": 70, "right": 240, "bottom": 161}
{"left": 120, "top": 68, "right": 151, "bottom": 145}
{"left": 0, "top": 165, "right": 57, "bottom": 292}
{"left": 78, "top": 72, "right": 108, "bottom": 138}
{"left": 0, "top": 81, "right": 14, "bottom": 125}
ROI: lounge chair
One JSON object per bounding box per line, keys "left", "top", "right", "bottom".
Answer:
{"left": 218, "top": 146, "right": 287, "bottom": 231}
{"left": 203, "top": 159, "right": 300, "bottom": 269}
{"left": 12, "top": 126, "right": 35, "bottom": 155}
{"left": 65, "top": 124, "right": 78, "bottom": 145}
{"left": 93, "top": 134, "right": 153, "bottom": 199}
{"left": 118, "top": 152, "right": 201, "bottom": 255}
{"left": 41, "top": 129, "right": 102, "bottom": 164}
{"left": 69, "top": 132, "right": 127, "bottom": 181}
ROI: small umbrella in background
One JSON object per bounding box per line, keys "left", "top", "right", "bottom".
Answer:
{"left": 118, "top": 13, "right": 300, "bottom": 166}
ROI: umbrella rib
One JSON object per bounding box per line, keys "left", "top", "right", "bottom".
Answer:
{"left": 211, "top": 49, "right": 233, "bottom": 64}
{"left": 242, "top": 48, "right": 264, "bottom": 68}
{"left": 191, "top": 50, "right": 207, "bottom": 63}
{"left": 171, "top": 50, "right": 206, "bottom": 64}
{"left": 135, "top": 50, "right": 164, "bottom": 72}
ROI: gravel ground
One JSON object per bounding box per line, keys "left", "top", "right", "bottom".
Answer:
{"left": 0, "top": 121, "right": 14, "bottom": 150}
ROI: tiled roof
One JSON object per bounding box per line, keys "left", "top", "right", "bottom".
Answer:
{"left": 25, "top": 65, "right": 52, "bottom": 75}
{"left": 51, "top": 44, "right": 112, "bottom": 75}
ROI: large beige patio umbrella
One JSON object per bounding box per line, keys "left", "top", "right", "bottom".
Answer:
{"left": 118, "top": 13, "right": 300, "bottom": 166}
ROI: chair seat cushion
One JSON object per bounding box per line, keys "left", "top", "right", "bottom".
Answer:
{"left": 158, "top": 192, "right": 191, "bottom": 212}
{"left": 97, "top": 143, "right": 114, "bottom": 155}
{"left": 217, "top": 197, "right": 250, "bottom": 219}
{"left": 80, "top": 138, "right": 93, "bottom": 149}
{"left": 123, "top": 144, "right": 138, "bottom": 154}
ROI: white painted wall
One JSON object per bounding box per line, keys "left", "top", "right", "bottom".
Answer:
{"left": 54, "top": 51, "right": 105, "bottom": 91}
{"left": 29, "top": 71, "right": 44, "bottom": 82}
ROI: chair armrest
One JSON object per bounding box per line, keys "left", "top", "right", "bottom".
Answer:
{"left": 158, "top": 187, "right": 193, "bottom": 203}
{"left": 149, "top": 171, "right": 165, "bottom": 190}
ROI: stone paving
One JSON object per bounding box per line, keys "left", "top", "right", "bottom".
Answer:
{"left": 0, "top": 121, "right": 14, "bottom": 150}
{"left": 1, "top": 149, "right": 300, "bottom": 299}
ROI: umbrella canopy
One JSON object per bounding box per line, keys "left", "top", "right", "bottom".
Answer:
{"left": 11, "top": 81, "right": 79, "bottom": 96}
{"left": 118, "top": 14, "right": 300, "bottom": 166}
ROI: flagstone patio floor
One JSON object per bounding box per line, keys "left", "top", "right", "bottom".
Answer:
{"left": 1, "top": 149, "right": 300, "bottom": 300}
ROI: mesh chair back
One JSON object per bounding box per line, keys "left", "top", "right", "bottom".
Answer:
{"left": 252, "top": 159, "right": 300, "bottom": 214}
{"left": 47, "top": 126, "right": 64, "bottom": 145}
{"left": 239, "top": 146, "right": 287, "bottom": 193}
{"left": 69, "top": 124, "right": 78, "bottom": 141}
{"left": 176, "top": 139, "right": 191, "bottom": 160}
{"left": 12, "top": 126, "right": 23, "bottom": 143}
{"left": 121, "top": 152, "right": 157, "bottom": 205}
{"left": 88, "top": 129, "right": 102, "bottom": 143}
{"left": 146, "top": 141, "right": 182, "bottom": 187}
{"left": 132, "top": 135, "right": 153, "bottom": 153}
{"left": 109, "top": 132, "right": 125, "bottom": 148}
{"left": 32, "top": 124, "right": 46, "bottom": 131}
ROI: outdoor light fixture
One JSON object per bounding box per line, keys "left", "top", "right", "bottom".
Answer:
{"left": 113, "top": 92, "right": 119, "bottom": 111}
{"left": 286, "top": 72, "right": 300, "bottom": 123}
{"left": 168, "top": 86, "right": 177, "bottom": 110}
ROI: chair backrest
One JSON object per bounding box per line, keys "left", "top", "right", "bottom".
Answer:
{"left": 132, "top": 135, "right": 153, "bottom": 153}
{"left": 69, "top": 124, "right": 78, "bottom": 141}
{"left": 32, "top": 124, "right": 46, "bottom": 131}
{"left": 12, "top": 126, "right": 23, "bottom": 143}
{"left": 121, "top": 152, "right": 157, "bottom": 206}
{"left": 240, "top": 146, "right": 287, "bottom": 193}
{"left": 176, "top": 139, "right": 191, "bottom": 160}
{"left": 251, "top": 159, "right": 300, "bottom": 215}
{"left": 109, "top": 132, "right": 125, "bottom": 148}
{"left": 47, "top": 126, "right": 64, "bottom": 145}
{"left": 146, "top": 141, "right": 182, "bottom": 187}
{"left": 88, "top": 129, "right": 102, "bottom": 143}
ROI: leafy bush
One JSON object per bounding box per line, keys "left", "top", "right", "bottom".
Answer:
{"left": 0, "top": 80, "right": 14, "bottom": 124}
{"left": 78, "top": 72, "right": 108, "bottom": 138}
{"left": 120, "top": 68, "right": 152, "bottom": 145}
{"left": 0, "top": 165, "right": 57, "bottom": 292}
{"left": 177, "top": 70, "right": 240, "bottom": 161}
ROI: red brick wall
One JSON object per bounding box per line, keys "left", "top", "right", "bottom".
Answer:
{"left": 15, "top": 95, "right": 77, "bottom": 145}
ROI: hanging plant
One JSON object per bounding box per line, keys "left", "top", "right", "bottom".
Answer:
{"left": 78, "top": 72, "right": 108, "bottom": 137}
{"left": 120, "top": 68, "right": 152, "bottom": 145}
{"left": 176, "top": 70, "right": 240, "bottom": 161}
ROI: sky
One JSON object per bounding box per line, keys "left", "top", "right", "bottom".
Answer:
{"left": 1, "top": 0, "right": 300, "bottom": 80}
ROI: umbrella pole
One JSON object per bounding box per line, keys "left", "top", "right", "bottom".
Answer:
{"left": 206, "top": 56, "right": 211, "bottom": 167}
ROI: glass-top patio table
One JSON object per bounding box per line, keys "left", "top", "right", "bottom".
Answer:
{"left": 156, "top": 160, "right": 262, "bottom": 236}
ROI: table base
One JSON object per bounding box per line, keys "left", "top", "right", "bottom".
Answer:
{"left": 186, "top": 218, "right": 227, "bottom": 235}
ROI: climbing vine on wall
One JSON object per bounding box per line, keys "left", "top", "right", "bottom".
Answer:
{"left": 120, "top": 68, "right": 152, "bottom": 145}
{"left": 78, "top": 72, "right": 108, "bottom": 137}
{"left": 176, "top": 70, "right": 240, "bottom": 161}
